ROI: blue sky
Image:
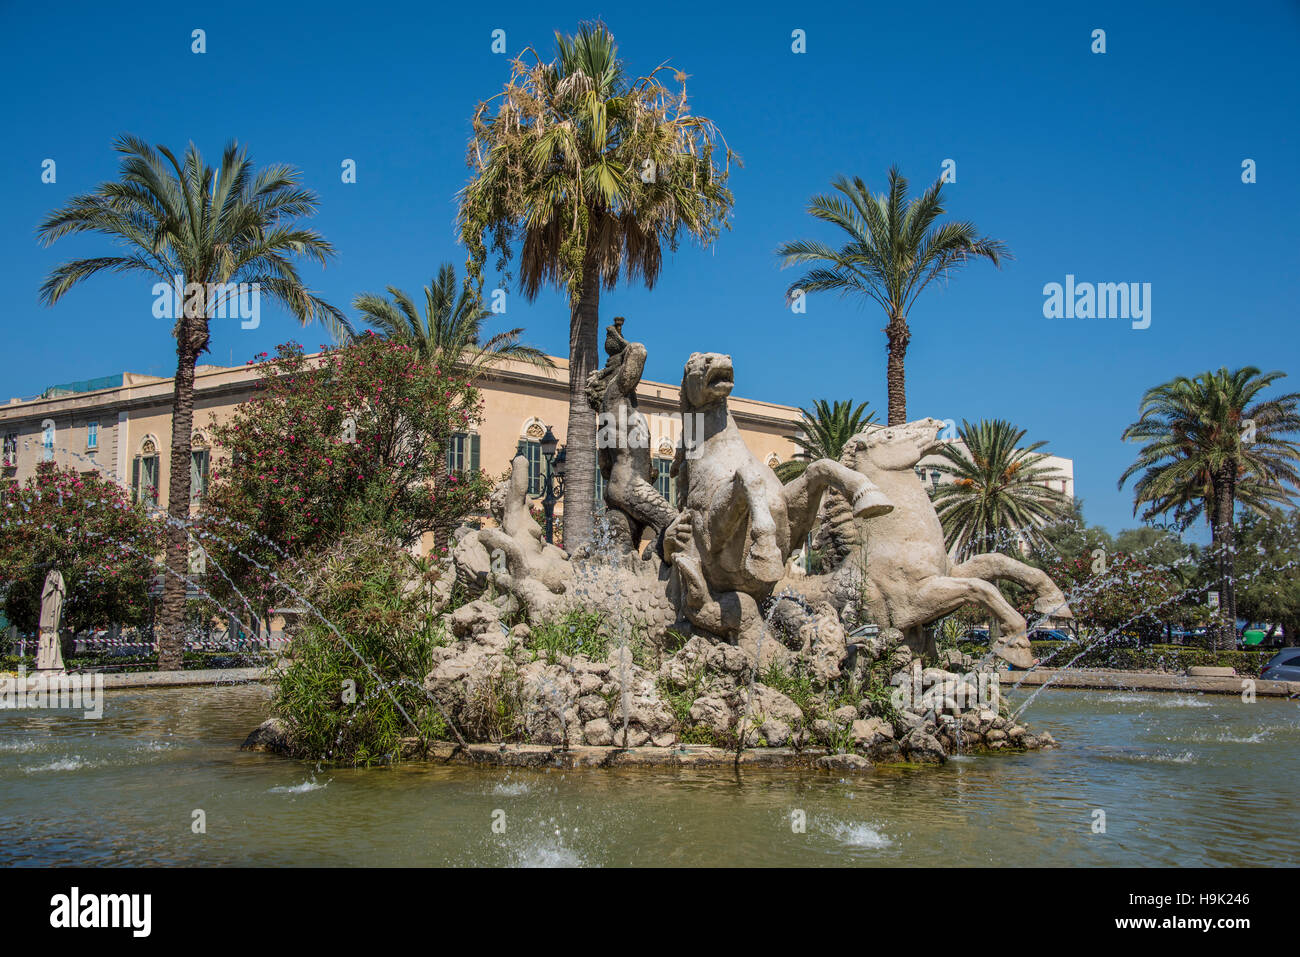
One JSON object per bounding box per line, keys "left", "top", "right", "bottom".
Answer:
{"left": 2, "top": 0, "right": 1297, "bottom": 538}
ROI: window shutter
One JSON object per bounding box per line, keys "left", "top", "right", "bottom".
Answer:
{"left": 132, "top": 456, "right": 140, "bottom": 503}
{"left": 469, "top": 434, "right": 480, "bottom": 473}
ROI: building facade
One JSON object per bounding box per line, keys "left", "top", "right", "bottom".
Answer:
{"left": 0, "top": 359, "right": 1075, "bottom": 542}
{"left": 0, "top": 354, "right": 805, "bottom": 526}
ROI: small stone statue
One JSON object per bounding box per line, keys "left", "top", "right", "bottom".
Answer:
{"left": 604, "top": 316, "right": 629, "bottom": 359}
{"left": 36, "top": 569, "right": 66, "bottom": 671}
{"left": 586, "top": 319, "right": 678, "bottom": 554}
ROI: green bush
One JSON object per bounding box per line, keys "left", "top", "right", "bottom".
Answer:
{"left": 1028, "top": 640, "right": 1272, "bottom": 677}
{"left": 270, "top": 534, "right": 451, "bottom": 766}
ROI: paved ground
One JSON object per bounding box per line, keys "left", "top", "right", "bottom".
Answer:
{"left": 4, "top": 666, "right": 271, "bottom": 689}
{"left": 1001, "top": 667, "right": 1298, "bottom": 697}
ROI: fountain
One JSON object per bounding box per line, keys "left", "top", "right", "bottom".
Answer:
{"left": 239, "top": 319, "right": 1069, "bottom": 769}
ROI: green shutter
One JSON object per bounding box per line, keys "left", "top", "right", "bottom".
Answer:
{"left": 132, "top": 456, "right": 140, "bottom": 503}
{"left": 469, "top": 434, "right": 480, "bottom": 473}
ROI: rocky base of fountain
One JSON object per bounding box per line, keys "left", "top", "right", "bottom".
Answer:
{"left": 243, "top": 594, "right": 1054, "bottom": 770}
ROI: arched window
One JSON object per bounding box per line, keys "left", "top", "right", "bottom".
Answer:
{"left": 519, "top": 418, "right": 548, "bottom": 496}
{"left": 191, "top": 433, "right": 211, "bottom": 501}
{"left": 653, "top": 457, "right": 675, "bottom": 505}
{"left": 133, "top": 437, "right": 160, "bottom": 507}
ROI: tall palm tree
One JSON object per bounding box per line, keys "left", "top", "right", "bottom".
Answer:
{"left": 778, "top": 168, "right": 1008, "bottom": 425}
{"left": 1119, "top": 367, "right": 1300, "bottom": 649}
{"left": 342, "top": 262, "right": 553, "bottom": 378}
{"left": 457, "top": 21, "right": 735, "bottom": 551}
{"left": 775, "top": 398, "right": 876, "bottom": 483}
{"left": 38, "top": 136, "right": 343, "bottom": 670}
{"left": 931, "top": 419, "right": 1071, "bottom": 560}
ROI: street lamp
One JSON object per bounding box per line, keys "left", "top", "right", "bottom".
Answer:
{"left": 539, "top": 426, "right": 565, "bottom": 544}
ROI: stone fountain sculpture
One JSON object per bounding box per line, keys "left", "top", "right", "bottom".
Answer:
{"left": 781, "top": 418, "right": 1074, "bottom": 667}
{"left": 660, "top": 352, "right": 893, "bottom": 650}
{"left": 450, "top": 454, "right": 574, "bottom": 619}
{"left": 399, "top": 331, "right": 1073, "bottom": 758}
{"left": 442, "top": 330, "right": 1073, "bottom": 676}
{"left": 585, "top": 319, "right": 678, "bottom": 556}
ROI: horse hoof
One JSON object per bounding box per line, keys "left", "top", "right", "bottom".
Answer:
{"left": 850, "top": 487, "right": 893, "bottom": 519}
{"left": 1035, "top": 597, "right": 1073, "bottom": 619}
{"left": 991, "top": 633, "right": 1036, "bottom": 670}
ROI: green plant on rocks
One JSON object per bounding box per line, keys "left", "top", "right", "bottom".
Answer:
{"left": 270, "top": 533, "right": 452, "bottom": 766}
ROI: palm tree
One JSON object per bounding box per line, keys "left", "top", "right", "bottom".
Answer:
{"left": 1119, "top": 367, "right": 1300, "bottom": 649}
{"left": 457, "top": 21, "right": 735, "bottom": 551}
{"left": 342, "top": 262, "right": 553, "bottom": 377}
{"left": 38, "top": 136, "right": 343, "bottom": 670}
{"left": 777, "top": 167, "right": 1008, "bottom": 425}
{"left": 775, "top": 399, "right": 876, "bottom": 483}
{"left": 931, "top": 419, "right": 1072, "bottom": 560}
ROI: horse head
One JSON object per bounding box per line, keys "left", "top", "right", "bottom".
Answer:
{"left": 680, "top": 352, "right": 734, "bottom": 411}
{"left": 843, "top": 418, "right": 949, "bottom": 475}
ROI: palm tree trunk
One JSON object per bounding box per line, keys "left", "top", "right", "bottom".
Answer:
{"left": 563, "top": 261, "right": 601, "bottom": 552}
{"left": 885, "top": 314, "right": 910, "bottom": 426}
{"left": 157, "top": 326, "right": 199, "bottom": 671}
{"left": 1210, "top": 473, "right": 1236, "bottom": 652}
{"left": 432, "top": 469, "right": 451, "bottom": 557}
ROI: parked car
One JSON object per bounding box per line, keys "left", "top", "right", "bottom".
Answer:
{"left": 1027, "top": 628, "right": 1071, "bottom": 643}
{"left": 962, "top": 628, "right": 990, "bottom": 644}
{"left": 1260, "top": 648, "right": 1300, "bottom": 682}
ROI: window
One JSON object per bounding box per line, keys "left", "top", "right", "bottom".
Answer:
{"left": 191, "top": 448, "right": 210, "bottom": 500}
{"left": 520, "top": 440, "right": 543, "bottom": 496}
{"left": 41, "top": 421, "right": 55, "bottom": 462}
{"left": 133, "top": 442, "right": 160, "bottom": 507}
{"left": 447, "top": 432, "right": 481, "bottom": 476}
{"left": 86, "top": 421, "right": 99, "bottom": 450}
{"left": 2, "top": 433, "right": 16, "bottom": 468}
{"left": 654, "top": 457, "right": 675, "bottom": 505}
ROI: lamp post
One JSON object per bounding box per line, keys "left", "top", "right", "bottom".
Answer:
{"left": 539, "top": 426, "right": 565, "bottom": 544}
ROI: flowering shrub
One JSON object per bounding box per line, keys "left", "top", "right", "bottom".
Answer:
{"left": 0, "top": 463, "right": 166, "bottom": 632}
{"left": 200, "top": 337, "right": 491, "bottom": 611}
{"left": 1024, "top": 552, "right": 1192, "bottom": 643}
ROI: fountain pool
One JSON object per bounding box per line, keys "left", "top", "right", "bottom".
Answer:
{"left": 1, "top": 684, "right": 1295, "bottom": 866}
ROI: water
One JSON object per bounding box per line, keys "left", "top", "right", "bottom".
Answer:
{"left": 1, "top": 684, "right": 1297, "bottom": 866}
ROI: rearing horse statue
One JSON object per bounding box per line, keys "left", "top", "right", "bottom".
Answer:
{"left": 787, "top": 418, "right": 1073, "bottom": 668}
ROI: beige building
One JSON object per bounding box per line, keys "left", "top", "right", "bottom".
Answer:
{"left": 0, "top": 360, "right": 1075, "bottom": 543}
{"left": 0, "top": 354, "right": 804, "bottom": 528}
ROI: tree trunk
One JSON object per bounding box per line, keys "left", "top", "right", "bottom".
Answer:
{"left": 563, "top": 262, "right": 601, "bottom": 553}
{"left": 431, "top": 469, "right": 450, "bottom": 557}
{"left": 885, "top": 313, "right": 910, "bottom": 426}
{"left": 1210, "top": 472, "right": 1237, "bottom": 652}
{"left": 157, "top": 332, "right": 199, "bottom": 671}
